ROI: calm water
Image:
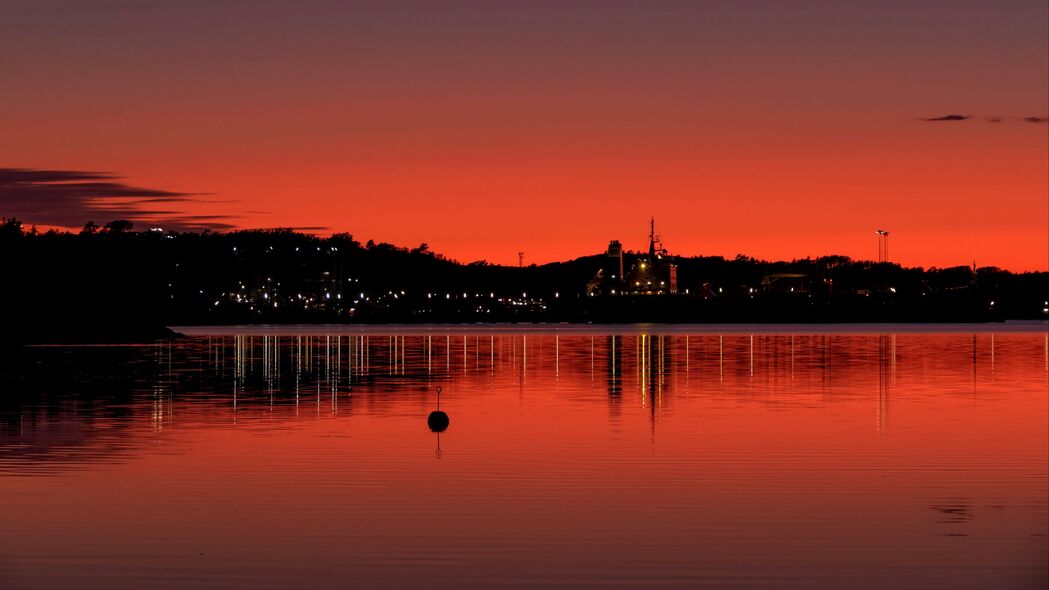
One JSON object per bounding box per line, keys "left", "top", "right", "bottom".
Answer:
{"left": 1, "top": 325, "right": 1047, "bottom": 589}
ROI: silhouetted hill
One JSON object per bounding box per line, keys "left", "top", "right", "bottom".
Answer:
{"left": 2, "top": 218, "right": 1047, "bottom": 342}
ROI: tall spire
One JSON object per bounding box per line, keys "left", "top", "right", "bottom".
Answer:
{"left": 649, "top": 217, "right": 656, "bottom": 258}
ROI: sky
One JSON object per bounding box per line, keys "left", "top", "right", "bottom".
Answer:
{"left": 1, "top": 0, "right": 1046, "bottom": 270}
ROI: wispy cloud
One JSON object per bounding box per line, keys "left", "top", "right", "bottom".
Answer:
{"left": 921, "top": 114, "right": 969, "bottom": 122}
{"left": 0, "top": 168, "right": 236, "bottom": 231}
{"left": 920, "top": 114, "right": 1048, "bottom": 124}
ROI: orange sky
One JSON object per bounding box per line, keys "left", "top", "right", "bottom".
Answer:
{"left": 1, "top": 2, "right": 1046, "bottom": 270}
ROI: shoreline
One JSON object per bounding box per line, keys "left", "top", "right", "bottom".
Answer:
{"left": 10, "top": 320, "right": 1045, "bottom": 348}
{"left": 171, "top": 319, "right": 1049, "bottom": 336}
{"left": 4, "top": 324, "right": 183, "bottom": 347}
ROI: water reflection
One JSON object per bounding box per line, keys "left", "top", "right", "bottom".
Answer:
{"left": 0, "top": 328, "right": 1046, "bottom": 590}
{"left": 3, "top": 330, "right": 1046, "bottom": 472}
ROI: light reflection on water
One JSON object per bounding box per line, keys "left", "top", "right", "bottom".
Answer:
{"left": 1, "top": 326, "right": 1047, "bottom": 590}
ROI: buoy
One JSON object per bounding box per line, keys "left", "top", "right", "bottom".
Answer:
{"left": 427, "top": 411, "right": 449, "bottom": 432}
{"left": 428, "top": 385, "right": 449, "bottom": 432}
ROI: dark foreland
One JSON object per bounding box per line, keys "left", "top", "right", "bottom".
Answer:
{"left": 2, "top": 218, "right": 1047, "bottom": 344}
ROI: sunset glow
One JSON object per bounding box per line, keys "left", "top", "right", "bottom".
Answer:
{"left": 2, "top": 1, "right": 1046, "bottom": 270}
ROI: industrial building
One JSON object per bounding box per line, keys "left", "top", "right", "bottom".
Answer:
{"left": 587, "top": 218, "right": 678, "bottom": 296}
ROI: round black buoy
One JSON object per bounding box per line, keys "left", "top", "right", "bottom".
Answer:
{"left": 428, "top": 385, "right": 449, "bottom": 433}
{"left": 427, "top": 411, "right": 449, "bottom": 433}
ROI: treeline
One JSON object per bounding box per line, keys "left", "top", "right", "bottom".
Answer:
{"left": 2, "top": 218, "right": 1047, "bottom": 340}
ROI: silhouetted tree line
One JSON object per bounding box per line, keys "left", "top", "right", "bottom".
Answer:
{"left": 2, "top": 217, "right": 1047, "bottom": 342}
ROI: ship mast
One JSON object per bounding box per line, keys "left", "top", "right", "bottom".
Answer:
{"left": 649, "top": 217, "right": 656, "bottom": 258}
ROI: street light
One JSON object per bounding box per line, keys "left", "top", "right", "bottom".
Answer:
{"left": 875, "top": 230, "right": 890, "bottom": 263}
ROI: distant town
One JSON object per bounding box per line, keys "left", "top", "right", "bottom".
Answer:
{"left": 2, "top": 216, "right": 1047, "bottom": 343}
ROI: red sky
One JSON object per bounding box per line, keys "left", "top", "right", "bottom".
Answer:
{"left": 1, "top": 1, "right": 1046, "bottom": 270}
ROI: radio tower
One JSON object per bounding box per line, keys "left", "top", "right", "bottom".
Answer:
{"left": 518, "top": 251, "right": 524, "bottom": 267}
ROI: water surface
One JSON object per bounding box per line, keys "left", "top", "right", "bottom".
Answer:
{"left": 2, "top": 325, "right": 1047, "bottom": 589}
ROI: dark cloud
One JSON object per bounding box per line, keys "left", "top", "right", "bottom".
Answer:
{"left": 0, "top": 167, "right": 236, "bottom": 231}
{"left": 921, "top": 114, "right": 1049, "bottom": 124}
{"left": 921, "top": 114, "right": 969, "bottom": 122}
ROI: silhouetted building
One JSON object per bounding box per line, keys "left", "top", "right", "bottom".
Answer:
{"left": 590, "top": 218, "right": 679, "bottom": 296}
